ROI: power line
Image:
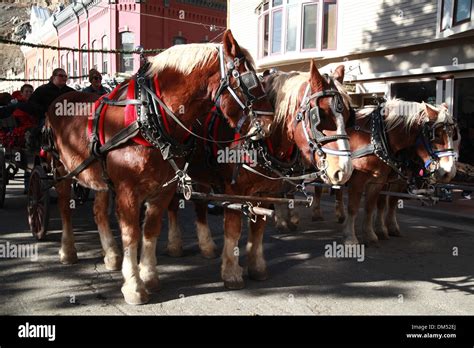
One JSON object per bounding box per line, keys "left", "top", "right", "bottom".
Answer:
{"left": 0, "top": 37, "right": 164, "bottom": 54}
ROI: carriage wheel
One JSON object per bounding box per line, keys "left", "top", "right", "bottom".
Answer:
{"left": 73, "top": 182, "right": 90, "bottom": 205}
{"left": 0, "top": 149, "right": 6, "bottom": 208}
{"left": 27, "top": 165, "right": 50, "bottom": 240}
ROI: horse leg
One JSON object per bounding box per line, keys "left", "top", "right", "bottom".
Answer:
{"left": 195, "top": 201, "right": 218, "bottom": 259}
{"left": 166, "top": 197, "right": 183, "bottom": 257}
{"left": 115, "top": 189, "right": 148, "bottom": 305}
{"left": 334, "top": 189, "right": 346, "bottom": 223}
{"left": 221, "top": 208, "right": 244, "bottom": 289}
{"left": 247, "top": 215, "right": 268, "bottom": 281}
{"left": 56, "top": 177, "right": 77, "bottom": 264}
{"left": 94, "top": 190, "right": 122, "bottom": 270}
{"left": 342, "top": 181, "right": 363, "bottom": 245}
{"left": 140, "top": 198, "right": 170, "bottom": 294}
{"left": 274, "top": 203, "right": 291, "bottom": 232}
{"left": 362, "top": 184, "right": 382, "bottom": 246}
{"left": 386, "top": 195, "right": 402, "bottom": 237}
{"left": 375, "top": 194, "right": 389, "bottom": 240}
{"left": 312, "top": 186, "right": 324, "bottom": 221}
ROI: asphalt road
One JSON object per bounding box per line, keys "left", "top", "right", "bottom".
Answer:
{"left": 0, "top": 173, "right": 473, "bottom": 315}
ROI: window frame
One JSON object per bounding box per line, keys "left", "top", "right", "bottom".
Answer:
{"left": 257, "top": 0, "right": 338, "bottom": 59}
{"left": 437, "top": 0, "right": 474, "bottom": 37}
{"left": 453, "top": 0, "right": 472, "bottom": 25}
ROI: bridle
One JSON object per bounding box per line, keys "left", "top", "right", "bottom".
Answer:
{"left": 294, "top": 75, "right": 351, "bottom": 181}
{"left": 418, "top": 120, "right": 458, "bottom": 176}
{"left": 213, "top": 45, "right": 273, "bottom": 137}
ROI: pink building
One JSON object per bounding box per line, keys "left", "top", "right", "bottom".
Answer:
{"left": 52, "top": 0, "right": 227, "bottom": 86}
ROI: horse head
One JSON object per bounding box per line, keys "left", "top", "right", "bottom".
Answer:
{"left": 293, "top": 60, "right": 353, "bottom": 185}
{"left": 415, "top": 102, "right": 458, "bottom": 183}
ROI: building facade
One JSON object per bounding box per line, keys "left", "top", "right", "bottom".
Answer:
{"left": 21, "top": 6, "right": 60, "bottom": 89}
{"left": 51, "top": 0, "right": 226, "bottom": 86}
{"left": 229, "top": 0, "right": 474, "bottom": 163}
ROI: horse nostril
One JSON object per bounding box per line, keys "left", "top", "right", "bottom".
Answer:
{"left": 334, "top": 170, "right": 344, "bottom": 183}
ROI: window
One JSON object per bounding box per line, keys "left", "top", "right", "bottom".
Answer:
{"left": 92, "top": 40, "right": 98, "bottom": 70}
{"left": 440, "top": 0, "right": 473, "bottom": 31}
{"left": 102, "top": 35, "right": 108, "bottom": 75}
{"left": 46, "top": 60, "right": 51, "bottom": 79}
{"left": 286, "top": 5, "right": 298, "bottom": 51}
{"left": 322, "top": 0, "right": 337, "bottom": 49}
{"left": 303, "top": 4, "right": 317, "bottom": 49}
{"left": 172, "top": 36, "right": 187, "bottom": 45}
{"left": 271, "top": 10, "right": 283, "bottom": 53}
{"left": 454, "top": 0, "right": 472, "bottom": 24}
{"left": 73, "top": 51, "right": 78, "bottom": 78}
{"left": 81, "top": 44, "right": 88, "bottom": 81}
{"left": 119, "top": 32, "right": 134, "bottom": 73}
{"left": 258, "top": 0, "right": 338, "bottom": 58}
{"left": 52, "top": 57, "right": 57, "bottom": 71}
{"left": 60, "top": 55, "right": 65, "bottom": 70}
{"left": 66, "top": 52, "right": 72, "bottom": 76}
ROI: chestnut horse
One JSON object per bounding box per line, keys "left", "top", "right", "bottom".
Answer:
{"left": 311, "top": 101, "right": 457, "bottom": 245}
{"left": 46, "top": 30, "right": 274, "bottom": 304}
{"left": 166, "top": 61, "right": 354, "bottom": 289}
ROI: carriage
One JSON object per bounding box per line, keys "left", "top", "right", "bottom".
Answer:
{"left": 0, "top": 126, "right": 89, "bottom": 240}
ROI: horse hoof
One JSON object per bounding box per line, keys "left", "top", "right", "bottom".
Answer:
{"left": 389, "top": 230, "right": 401, "bottom": 237}
{"left": 201, "top": 248, "right": 218, "bottom": 259}
{"left": 365, "top": 239, "right": 380, "bottom": 248}
{"left": 224, "top": 279, "right": 245, "bottom": 290}
{"left": 248, "top": 268, "right": 268, "bottom": 281}
{"left": 275, "top": 222, "right": 290, "bottom": 233}
{"left": 343, "top": 237, "right": 359, "bottom": 245}
{"left": 104, "top": 254, "right": 122, "bottom": 271}
{"left": 288, "top": 222, "right": 298, "bottom": 232}
{"left": 312, "top": 215, "right": 324, "bottom": 222}
{"left": 376, "top": 233, "right": 389, "bottom": 240}
{"left": 143, "top": 278, "right": 161, "bottom": 294}
{"left": 121, "top": 286, "right": 149, "bottom": 305}
{"left": 167, "top": 246, "right": 183, "bottom": 258}
{"left": 59, "top": 250, "right": 78, "bottom": 265}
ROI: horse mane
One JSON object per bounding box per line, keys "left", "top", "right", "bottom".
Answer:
{"left": 357, "top": 99, "right": 453, "bottom": 132}
{"left": 146, "top": 43, "right": 256, "bottom": 77}
{"left": 266, "top": 70, "right": 352, "bottom": 130}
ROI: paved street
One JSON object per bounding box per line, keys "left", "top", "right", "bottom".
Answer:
{"left": 0, "top": 173, "right": 473, "bottom": 315}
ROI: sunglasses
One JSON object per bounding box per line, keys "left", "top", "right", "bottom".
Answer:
{"left": 92, "top": 76, "right": 102, "bottom": 81}
{"left": 56, "top": 74, "right": 68, "bottom": 78}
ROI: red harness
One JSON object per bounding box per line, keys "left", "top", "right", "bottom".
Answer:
{"left": 87, "top": 76, "right": 190, "bottom": 147}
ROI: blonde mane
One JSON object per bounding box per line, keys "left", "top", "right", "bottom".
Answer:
{"left": 266, "top": 71, "right": 352, "bottom": 128}
{"left": 357, "top": 99, "right": 453, "bottom": 132}
{"left": 146, "top": 43, "right": 256, "bottom": 76}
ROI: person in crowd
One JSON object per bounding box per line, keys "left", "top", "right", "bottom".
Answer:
{"left": 27, "top": 68, "right": 75, "bottom": 125}
{"left": 82, "top": 69, "right": 110, "bottom": 96}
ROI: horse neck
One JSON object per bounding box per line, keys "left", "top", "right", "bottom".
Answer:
{"left": 267, "top": 117, "right": 295, "bottom": 157}
{"left": 156, "top": 67, "right": 217, "bottom": 137}
{"left": 387, "top": 123, "right": 422, "bottom": 154}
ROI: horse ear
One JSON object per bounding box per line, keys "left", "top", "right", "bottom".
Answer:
{"left": 223, "top": 29, "right": 242, "bottom": 58}
{"left": 424, "top": 102, "right": 439, "bottom": 120}
{"left": 309, "top": 59, "right": 325, "bottom": 92}
{"left": 333, "top": 65, "right": 345, "bottom": 84}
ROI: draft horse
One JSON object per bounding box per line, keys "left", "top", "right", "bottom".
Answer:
{"left": 311, "top": 100, "right": 458, "bottom": 245}
{"left": 166, "top": 61, "right": 354, "bottom": 289}
{"left": 45, "top": 30, "right": 274, "bottom": 304}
